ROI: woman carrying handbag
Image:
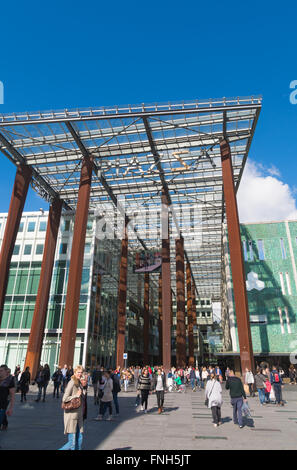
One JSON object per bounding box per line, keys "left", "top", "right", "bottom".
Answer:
{"left": 205, "top": 373, "right": 223, "bottom": 427}
{"left": 59, "top": 365, "right": 84, "bottom": 451}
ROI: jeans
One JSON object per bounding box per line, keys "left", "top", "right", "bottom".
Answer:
{"left": 231, "top": 397, "right": 243, "bottom": 426}
{"left": 273, "top": 383, "right": 282, "bottom": 404}
{"left": 211, "top": 406, "right": 221, "bottom": 424}
{"left": 190, "top": 378, "right": 196, "bottom": 390}
{"left": 141, "top": 390, "right": 149, "bottom": 409}
{"left": 59, "top": 424, "right": 83, "bottom": 450}
{"left": 156, "top": 390, "right": 164, "bottom": 408}
{"left": 0, "top": 409, "right": 6, "bottom": 426}
{"left": 257, "top": 388, "right": 265, "bottom": 405}
{"left": 113, "top": 392, "right": 119, "bottom": 414}
{"left": 53, "top": 383, "right": 61, "bottom": 397}
{"left": 36, "top": 383, "right": 48, "bottom": 401}
{"left": 102, "top": 401, "right": 112, "bottom": 417}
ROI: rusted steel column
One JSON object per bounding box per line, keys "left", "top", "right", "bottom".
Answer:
{"left": 176, "top": 238, "right": 186, "bottom": 368}
{"left": 25, "top": 197, "right": 63, "bottom": 379}
{"left": 186, "top": 262, "right": 194, "bottom": 366}
{"left": 116, "top": 218, "right": 128, "bottom": 369}
{"left": 143, "top": 272, "right": 150, "bottom": 365}
{"left": 161, "top": 191, "right": 171, "bottom": 372}
{"left": 191, "top": 282, "right": 197, "bottom": 364}
{"left": 220, "top": 139, "right": 254, "bottom": 373}
{"left": 158, "top": 273, "right": 163, "bottom": 364}
{"left": 0, "top": 164, "right": 32, "bottom": 324}
{"left": 59, "top": 155, "right": 93, "bottom": 367}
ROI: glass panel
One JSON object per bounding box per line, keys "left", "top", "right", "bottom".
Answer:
{"left": 39, "top": 221, "right": 47, "bottom": 232}
{"left": 257, "top": 239, "right": 265, "bottom": 260}
{"left": 24, "top": 245, "right": 32, "bottom": 255}
{"left": 27, "top": 222, "right": 36, "bottom": 232}
{"left": 280, "top": 238, "right": 286, "bottom": 259}
{"left": 13, "top": 245, "right": 20, "bottom": 256}
{"left": 35, "top": 244, "right": 44, "bottom": 255}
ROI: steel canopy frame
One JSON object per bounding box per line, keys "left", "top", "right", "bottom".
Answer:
{"left": 0, "top": 96, "right": 262, "bottom": 301}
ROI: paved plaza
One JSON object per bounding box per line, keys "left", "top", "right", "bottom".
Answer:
{"left": 1, "top": 382, "right": 297, "bottom": 450}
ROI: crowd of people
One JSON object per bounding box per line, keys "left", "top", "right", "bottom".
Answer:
{"left": 0, "top": 361, "right": 292, "bottom": 450}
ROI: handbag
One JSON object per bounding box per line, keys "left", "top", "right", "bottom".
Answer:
{"left": 61, "top": 396, "right": 81, "bottom": 411}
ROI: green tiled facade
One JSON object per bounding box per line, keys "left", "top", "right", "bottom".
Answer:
{"left": 230, "top": 221, "right": 297, "bottom": 356}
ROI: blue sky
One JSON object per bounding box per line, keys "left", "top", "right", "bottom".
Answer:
{"left": 0, "top": 0, "right": 296, "bottom": 214}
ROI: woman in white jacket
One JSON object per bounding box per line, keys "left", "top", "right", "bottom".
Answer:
{"left": 205, "top": 373, "right": 223, "bottom": 427}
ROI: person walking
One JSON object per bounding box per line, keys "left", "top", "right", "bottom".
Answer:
{"left": 152, "top": 368, "right": 166, "bottom": 414}
{"left": 134, "top": 366, "right": 140, "bottom": 391}
{"left": 111, "top": 369, "right": 121, "bottom": 416}
{"left": 137, "top": 368, "right": 152, "bottom": 413}
{"left": 254, "top": 368, "right": 267, "bottom": 406}
{"left": 270, "top": 366, "right": 284, "bottom": 406}
{"left": 91, "top": 366, "right": 102, "bottom": 405}
{"left": 189, "top": 367, "right": 196, "bottom": 391}
{"left": 95, "top": 370, "right": 114, "bottom": 421}
{"left": 201, "top": 367, "right": 209, "bottom": 389}
{"left": 52, "top": 367, "right": 63, "bottom": 398}
{"left": 0, "top": 364, "right": 15, "bottom": 431}
{"left": 61, "top": 364, "right": 68, "bottom": 393}
{"left": 225, "top": 370, "right": 247, "bottom": 428}
{"left": 205, "top": 372, "right": 223, "bottom": 427}
{"left": 59, "top": 365, "right": 84, "bottom": 450}
{"left": 19, "top": 367, "right": 31, "bottom": 402}
{"left": 244, "top": 368, "right": 255, "bottom": 397}
{"left": 35, "top": 364, "right": 50, "bottom": 402}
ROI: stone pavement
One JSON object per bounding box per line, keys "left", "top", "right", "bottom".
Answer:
{"left": 1, "top": 382, "right": 297, "bottom": 450}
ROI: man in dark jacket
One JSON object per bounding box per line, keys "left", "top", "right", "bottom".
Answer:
{"left": 270, "top": 366, "right": 284, "bottom": 406}
{"left": 225, "top": 370, "right": 247, "bottom": 428}
{"left": 111, "top": 370, "right": 121, "bottom": 416}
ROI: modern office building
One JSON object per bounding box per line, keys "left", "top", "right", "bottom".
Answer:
{"left": 222, "top": 220, "right": 297, "bottom": 368}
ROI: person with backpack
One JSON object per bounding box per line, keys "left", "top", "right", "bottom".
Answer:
{"left": 52, "top": 367, "right": 63, "bottom": 398}
{"left": 34, "top": 364, "right": 50, "bottom": 402}
{"left": 225, "top": 370, "right": 247, "bottom": 428}
{"left": 111, "top": 369, "right": 121, "bottom": 416}
{"left": 270, "top": 366, "right": 284, "bottom": 406}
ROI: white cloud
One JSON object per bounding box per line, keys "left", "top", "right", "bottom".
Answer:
{"left": 237, "top": 160, "right": 297, "bottom": 223}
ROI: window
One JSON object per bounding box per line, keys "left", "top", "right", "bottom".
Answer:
{"left": 285, "top": 272, "right": 292, "bottom": 296}
{"left": 39, "top": 221, "right": 47, "bottom": 232}
{"left": 278, "top": 308, "right": 285, "bottom": 334}
{"left": 257, "top": 239, "right": 265, "bottom": 260}
{"left": 280, "top": 238, "right": 286, "bottom": 259}
{"left": 249, "top": 241, "right": 254, "bottom": 261}
{"left": 27, "top": 222, "right": 36, "bottom": 232}
{"left": 35, "top": 244, "right": 44, "bottom": 255}
{"left": 59, "top": 243, "right": 68, "bottom": 255}
{"left": 18, "top": 222, "right": 24, "bottom": 233}
{"left": 24, "top": 244, "right": 32, "bottom": 255}
{"left": 84, "top": 243, "right": 91, "bottom": 254}
{"left": 13, "top": 245, "right": 20, "bottom": 255}
{"left": 284, "top": 307, "right": 292, "bottom": 334}
{"left": 62, "top": 220, "right": 70, "bottom": 232}
{"left": 242, "top": 240, "right": 248, "bottom": 261}
{"left": 279, "top": 272, "right": 286, "bottom": 295}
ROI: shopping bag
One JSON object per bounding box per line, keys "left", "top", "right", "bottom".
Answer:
{"left": 269, "top": 387, "right": 276, "bottom": 402}
{"left": 242, "top": 401, "right": 251, "bottom": 417}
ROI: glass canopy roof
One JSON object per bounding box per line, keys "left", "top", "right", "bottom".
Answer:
{"left": 0, "top": 96, "right": 262, "bottom": 301}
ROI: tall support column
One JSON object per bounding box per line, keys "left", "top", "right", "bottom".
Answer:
{"left": 116, "top": 218, "right": 128, "bottom": 369}
{"left": 158, "top": 273, "right": 163, "bottom": 364}
{"left": 161, "top": 191, "right": 171, "bottom": 372}
{"left": 0, "top": 164, "right": 32, "bottom": 324}
{"left": 220, "top": 139, "right": 254, "bottom": 373}
{"left": 59, "top": 155, "right": 93, "bottom": 368}
{"left": 191, "top": 283, "right": 197, "bottom": 366}
{"left": 186, "top": 262, "right": 194, "bottom": 366}
{"left": 176, "top": 238, "right": 186, "bottom": 368}
{"left": 25, "top": 197, "right": 63, "bottom": 379}
{"left": 143, "top": 272, "right": 150, "bottom": 365}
